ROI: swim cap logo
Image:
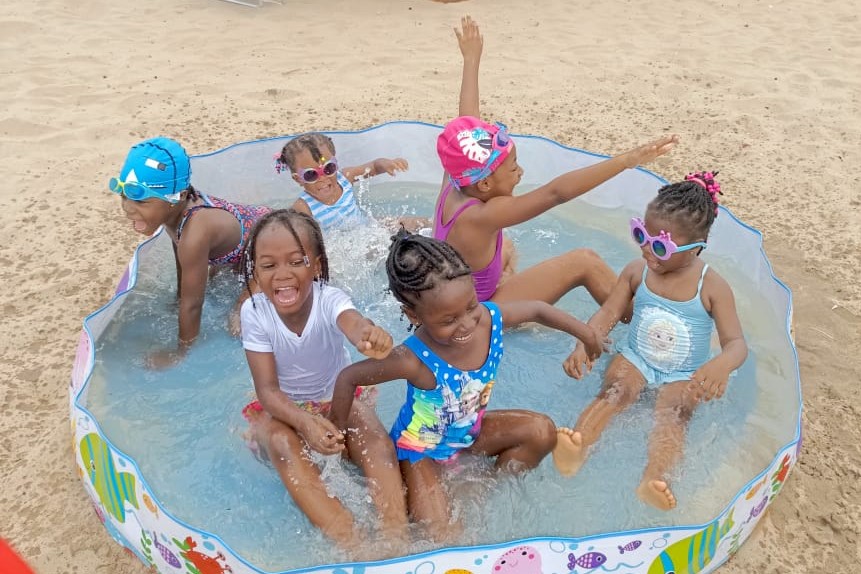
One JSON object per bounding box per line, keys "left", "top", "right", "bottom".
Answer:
{"left": 456, "top": 128, "right": 493, "bottom": 164}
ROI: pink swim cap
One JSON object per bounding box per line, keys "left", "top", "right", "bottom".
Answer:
{"left": 437, "top": 116, "right": 513, "bottom": 188}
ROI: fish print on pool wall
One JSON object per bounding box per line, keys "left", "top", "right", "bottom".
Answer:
{"left": 647, "top": 509, "right": 735, "bottom": 574}
{"left": 78, "top": 432, "right": 139, "bottom": 522}
{"left": 492, "top": 546, "right": 543, "bottom": 574}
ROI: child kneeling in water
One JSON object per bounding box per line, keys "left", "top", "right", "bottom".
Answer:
{"left": 329, "top": 231, "right": 605, "bottom": 542}
{"left": 553, "top": 172, "right": 748, "bottom": 511}
{"left": 239, "top": 209, "right": 407, "bottom": 554}
{"left": 110, "top": 137, "right": 271, "bottom": 368}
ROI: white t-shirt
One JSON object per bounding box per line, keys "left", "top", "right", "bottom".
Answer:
{"left": 240, "top": 282, "right": 355, "bottom": 402}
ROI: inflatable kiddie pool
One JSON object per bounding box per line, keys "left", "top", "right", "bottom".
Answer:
{"left": 71, "top": 122, "right": 801, "bottom": 574}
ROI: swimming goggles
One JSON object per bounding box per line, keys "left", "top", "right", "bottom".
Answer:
{"left": 109, "top": 177, "right": 182, "bottom": 203}
{"left": 453, "top": 123, "right": 512, "bottom": 188}
{"left": 296, "top": 158, "right": 338, "bottom": 183}
{"left": 630, "top": 217, "right": 707, "bottom": 260}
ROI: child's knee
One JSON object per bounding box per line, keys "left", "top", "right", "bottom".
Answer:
{"left": 530, "top": 414, "right": 557, "bottom": 452}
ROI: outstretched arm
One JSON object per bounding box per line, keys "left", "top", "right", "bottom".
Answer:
{"left": 562, "top": 260, "right": 641, "bottom": 378}
{"left": 341, "top": 158, "right": 409, "bottom": 182}
{"left": 329, "top": 347, "right": 424, "bottom": 432}
{"left": 499, "top": 300, "right": 606, "bottom": 360}
{"left": 456, "top": 15, "right": 483, "bottom": 118}
{"left": 468, "top": 135, "right": 680, "bottom": 233}
{"left": 336, "top": 309, "right": 394, "bottom": 359}
{"left": 693, "top": 272, "right": 748, "bottom": 400}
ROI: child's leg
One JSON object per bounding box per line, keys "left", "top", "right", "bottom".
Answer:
{"left": 553, "top": 355, "right": 646, "bottom": 477}
{"left": 344, "top": 400, "right": 409, "bottom": 543}
{"left": 400, "top": 458, "right": 462, "bottom": 544}
{"left": 492, "top": 248, "right": 617, "bottom": 308}
{"left": 248, "top": 411, "right": 362, "bottom": 548}
{"left": 470, "top": 409, "right": 557, "bottom": 471}
{"left": 636, "top": 380, "right": 700, "bottom": 511}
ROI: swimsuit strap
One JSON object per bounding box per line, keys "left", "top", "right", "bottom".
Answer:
{"left": 695, "top": 263, "right": 710, "bottom": 296}
{"left": 176, "top": 193, "right": 215, "bottom": 241}
{"left": 434, "top": 182, "right": 482, "bottom": 241}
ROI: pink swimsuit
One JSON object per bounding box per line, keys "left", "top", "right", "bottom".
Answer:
{"left": 433, "top": 183, "right": 503, "bottom": 302}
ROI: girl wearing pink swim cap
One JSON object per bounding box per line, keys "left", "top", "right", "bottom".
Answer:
{"left": 434, "top": 16, "right": 679, "bottom": 309}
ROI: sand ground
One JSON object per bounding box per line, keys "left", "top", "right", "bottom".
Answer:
{"left": 1, "top": 0, "right": 859, "bottom": 572}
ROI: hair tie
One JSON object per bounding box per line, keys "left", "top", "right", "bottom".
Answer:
{"left": 685, "top": 170, "right": 723, "bottom": 215}
{"left": 273, "top": 153, "right": 287, "bottom": 175}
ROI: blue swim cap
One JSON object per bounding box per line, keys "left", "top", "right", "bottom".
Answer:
{"left": 117, "top": 137, "right": 192, "bottom": 201}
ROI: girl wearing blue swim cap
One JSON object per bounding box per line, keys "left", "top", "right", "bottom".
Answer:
{"left": 111, "top": 137, "right": 272, "bottom": 369}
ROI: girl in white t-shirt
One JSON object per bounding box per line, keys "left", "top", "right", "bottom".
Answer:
{"left": 239, "top": 209, "right": 407, "bottom": 555}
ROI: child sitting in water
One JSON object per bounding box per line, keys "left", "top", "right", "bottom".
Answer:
{"left": 552, "top": 172, "right": 748, "bottom": 511}
{"left": 435, "top": 17, "right": 679, "bottom": 304}
{"left": 110, "top": 137, "right": 271, "bottom": 369}
{"left": 328, "top": 231, "right": 605, "bottom": 543}
{"left": 239, "top": 209, "right": 408, "bottom": 554}
{"left": 275, "top": 133, "right": 426, "bottom": 232}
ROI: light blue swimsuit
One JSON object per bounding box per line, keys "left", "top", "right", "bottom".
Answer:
{"left": 298, "top": 172, "right": 367, "bottom": 230}
{"left": 619, "top": 264, "right": 713, "bottom": 386}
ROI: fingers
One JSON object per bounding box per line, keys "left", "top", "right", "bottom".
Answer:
{"left": 359, "top": 326, "right": 394, "bottom": 359}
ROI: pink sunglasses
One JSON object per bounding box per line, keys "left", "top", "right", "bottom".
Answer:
{"left": 296, "top": 158, "right": 338, "bottom": 183}
{"left": 630, "top": 217, "right": 707, "bottom": 260}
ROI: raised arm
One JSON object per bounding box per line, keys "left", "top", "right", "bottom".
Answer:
{"left": 694, "top": 271, "right": 748, "bottom": 400}
{"left": 470, "top": 135, "right": 680, "bottom": 232}
{"left": 456, "top": 15, "right": 483, "bottom": 118}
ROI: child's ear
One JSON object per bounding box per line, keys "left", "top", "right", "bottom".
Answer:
{"left": 313, "top": 255, "right": 323, "bottom": 279}
{"left": 402, "top": 305, "right": 421, "bottom": 327}
{"left": 291, "top": 173, "right": 302, "bottom": 186}
{"left": 475, "top": 177, "right": 493, "bottom": 195}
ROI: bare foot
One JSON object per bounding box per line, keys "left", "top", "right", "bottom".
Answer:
{"left": 636, "top": 479, "right": 677, "bottom": 511}
{"left": 552, "top": 428, "right": 587, "bottom": 477}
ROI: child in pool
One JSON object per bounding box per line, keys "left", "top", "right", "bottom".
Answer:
{"left": 238, "top": 209, "right": 408, "bottom": 553}
{"left": 276, "top": 133, "right": 426, "bottom": 232}
{"left": 328, "top": 231, "right": 606, "bottom": 542}
{"left": 552, "top": 172, "right": 748, "bottom": 511}
{"left": 110, "top": 137, "right": 271, "bottom": 369}
{"left": 435, "top": 17, "right": 679, "bottom": 304}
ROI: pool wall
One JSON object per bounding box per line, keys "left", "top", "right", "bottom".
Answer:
{"left": 72, "top": 122, "right": 802, "bottom": 574}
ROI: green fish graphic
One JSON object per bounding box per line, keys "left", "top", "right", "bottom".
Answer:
{"left": 648, "top": 509, "right": 735, "bottom": 574}
{"left": 79, "top": 433, "right": 138, "bottom": 522}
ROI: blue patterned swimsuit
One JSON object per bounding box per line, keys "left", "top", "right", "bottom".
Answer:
{"left": 390, "top": 302, "right": 504, "bottom": 463}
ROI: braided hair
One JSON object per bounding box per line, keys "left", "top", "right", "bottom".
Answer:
{"left": 648, "top": 171, "right": 723, "bottom": 240}
{"left": 386, "top": 229, "right": 472, "bottom": 307}
{"left": 240, "top": 209, "right": 329, "bottom": 304}
{"left": 275, "top": 133, "right": 336, "bottom": 174}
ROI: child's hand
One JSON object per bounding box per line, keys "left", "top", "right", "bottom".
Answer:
{"left": 298, "top": 415, "right": 345, "bottom": 455}
{"left": 622, "top": 134, "right": 680, "bottom": 169}
{"left": 691, "top": 361, "right": 731, "bottom": 401}
{"left": 380, "top": 158, "right": 409, "bottom": 176}
{"left": 563, "top": 344, "right": 593, "bottom": 379}
{"left": 581, "top": 326, "right": 609, "bottom": 362}
{"left": 455, "top": 15, "right": 483, "bottom": 63}
{"left": 356, "top": 324, "right": 394, "bottom": 359}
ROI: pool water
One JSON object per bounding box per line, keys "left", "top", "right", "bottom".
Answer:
{"left": 85, "top": 182, "right": 796, "bottom": 571}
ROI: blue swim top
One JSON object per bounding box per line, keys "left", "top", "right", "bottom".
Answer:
{"left": 390, "top": 302, "right": 503, "bottom": 463}
{"left": 298, "top": 172, "right": 366, "bottom": 230}
{"left": 624, "top": 264, "right": 714, "bottom": 375}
